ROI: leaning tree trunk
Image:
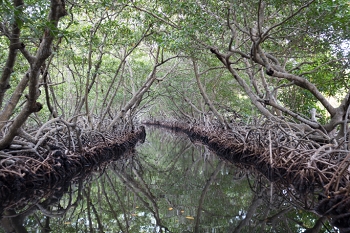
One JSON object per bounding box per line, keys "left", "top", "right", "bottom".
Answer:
{"left": 192, "top": 59, "right": 229, "bottom": 129}
{"left": 0, "top": 0, "right": 67, "bottom": 149}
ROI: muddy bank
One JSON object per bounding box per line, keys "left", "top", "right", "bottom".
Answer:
{"left": 0, "top": 126, "right": 146, "bottom": 213}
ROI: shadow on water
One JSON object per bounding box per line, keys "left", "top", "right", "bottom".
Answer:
{"left": 0, "top": 127, "right": 336, "bottom": 232}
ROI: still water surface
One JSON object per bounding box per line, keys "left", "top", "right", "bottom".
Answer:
{"left": 0, "top": 128, "right": 331, "bottom": 232}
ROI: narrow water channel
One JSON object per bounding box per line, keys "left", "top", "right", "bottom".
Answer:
{"left": 0, "top": 127, "right": 331, "bottom": 232}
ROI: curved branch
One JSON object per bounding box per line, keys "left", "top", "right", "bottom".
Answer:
{"left": 192, "top": 59, "right": 229, "bottom": 129}
{"left": 210, "top": 48, "right": 274, "bottom": 119}
{"left": 0, "top": 0, "right": 25, "bottom": 108}
{"left": 257, "top": 98, "right": 320, "bottom": 128}
{"left": 128, "top": 3, "right": 178, "bottom": 29}
{"left": 269, "top": 69, "right": 336, "bottom": 116}
{"left": 0, "top": 0, "right": 67, "bottom": 149}
{"left": 261, "top": 0, "right": 316, "bottom": 41}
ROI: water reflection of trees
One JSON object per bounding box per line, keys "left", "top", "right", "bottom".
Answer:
{"left": 0, "top": 179, "right": 83, "bottom": 233}
{"left": 0, "top": 129, "right": 336, "bottom": 232}
{"left": 230, "top": 176, "right": 330, "bottom": 233}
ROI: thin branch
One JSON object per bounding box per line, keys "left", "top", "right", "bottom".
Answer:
{"left": 128, "top": 2, "right": 178, "bottom": 29}
{"left": 261, "top": 0, "right": 316, "bottom": 41}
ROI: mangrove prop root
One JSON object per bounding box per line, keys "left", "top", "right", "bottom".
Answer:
{"left": 143, "top": 120, "right": 350, "bottom": 229}
{"left": 0, "top": 126, "right": 146, "bottom": 212}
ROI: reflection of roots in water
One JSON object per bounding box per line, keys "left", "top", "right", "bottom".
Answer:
{"left": 0, "top": 127, "right": 146, "bottom": 214}
{"left": 143, "top": 120, "right": 350, "bottom": 230}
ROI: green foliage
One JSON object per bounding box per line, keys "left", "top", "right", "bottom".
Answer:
{"left": 2, "top": 0, "right": 349, "bottom": 132}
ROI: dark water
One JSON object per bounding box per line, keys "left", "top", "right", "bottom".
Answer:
{"left": 0, "top": 128, "right": 334, "bottom": 232}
